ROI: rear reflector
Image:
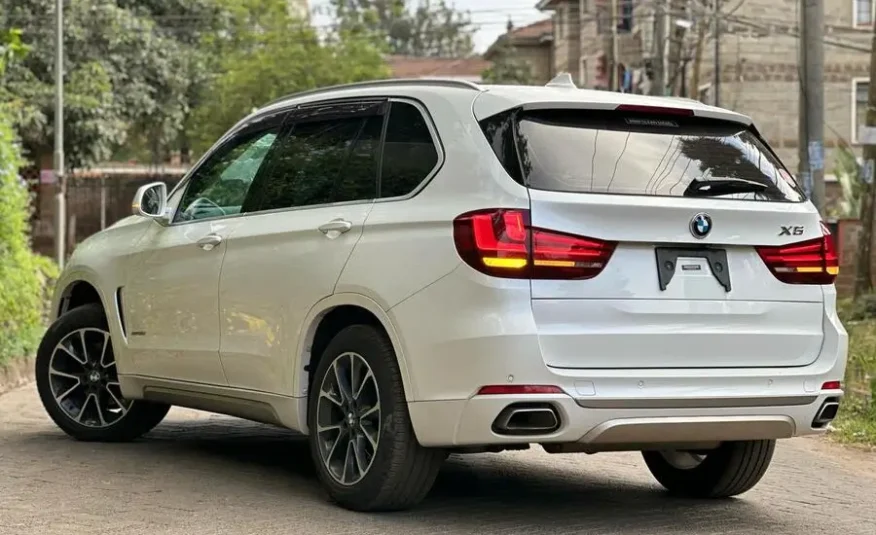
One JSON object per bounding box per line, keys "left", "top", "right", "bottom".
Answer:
{"left": 477, "top": 385, "right": 565, "bottom": 395}
{"left": 821, "top": 381, "right": 842, "bottom": 391}
{"left": 755, "top": 222, "right": 839, "bottom": 285}
{"left": 453, "top": 208, "right": 617, "bottom": 279}
{"left": 614, "top": 104, "right": 694, "bottom": 116}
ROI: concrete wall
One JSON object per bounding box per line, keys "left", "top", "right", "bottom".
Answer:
{"left": 696, "top": 0, "right": 871, "bottom": 173}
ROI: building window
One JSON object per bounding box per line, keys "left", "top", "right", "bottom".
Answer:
{"left": 579, "top": 58, "right": 589, "bottom": 87}
{"left": 853, "top": 78, "right": 869, "bottom": 143}
{"left": 596, "top": 0, "right": 632, "bottom": 34}
{"left": 855, "top": 0, "right": 874, "bottom": 27}
{"left": 618, "top": 0, "right": 633, "bottom": 32}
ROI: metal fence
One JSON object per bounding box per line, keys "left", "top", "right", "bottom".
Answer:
{"left": 65, "top": 174, "right": 183, "bottom": 242}
{"left": 30, "top": 172, "right": 185, "bottom": 257}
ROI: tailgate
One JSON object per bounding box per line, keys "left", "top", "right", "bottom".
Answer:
{"left": 482, "top": 107, "right": 833, "bottom": 370}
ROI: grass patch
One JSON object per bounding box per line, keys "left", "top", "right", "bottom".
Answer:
{"left": 832, "top": 410, "right": 876, "bottom": 447}
{"left": 832, "top": 300, "right": 876, "bottom": 447}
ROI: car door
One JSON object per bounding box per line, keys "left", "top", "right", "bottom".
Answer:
{"left": 122, "top": 111, "right": 286, "bottom": 384}
{"left": 217, "top": 100, "right": 385, "bottom": 393}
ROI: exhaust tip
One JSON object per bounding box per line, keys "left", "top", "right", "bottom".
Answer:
{"left": 492, "top": 402, "right": 561, "bottom": 436}
{"left": 812, "top": 398, "right": 841, "bottom": 428}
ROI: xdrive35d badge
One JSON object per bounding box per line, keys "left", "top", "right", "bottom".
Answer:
{"left": 689, "top": 212, "right": 712, "bottom": 238}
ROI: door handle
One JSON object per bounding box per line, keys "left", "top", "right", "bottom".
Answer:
{"left": 197, "top": 234, "right": 223, "bottom": 251}
{"left": 318, "top": 219, "right": 353, "bottom": 237}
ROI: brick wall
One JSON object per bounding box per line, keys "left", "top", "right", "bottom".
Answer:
{"left": 518, "top": 44, "right": 554, "bottom": 85}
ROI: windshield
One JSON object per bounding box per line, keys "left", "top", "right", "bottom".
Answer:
{"left": 498, "top": 109, "right": 804, "bottom": 203}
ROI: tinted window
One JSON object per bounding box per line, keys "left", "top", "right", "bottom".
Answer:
{"left": 498, "top": 109, "right": 804, "bottom": 203}
{"left": 254, "top": 115, "right": 381, "bottom": 211}
{"left": 177, "top": 128, "right": 279, "bottom": 222}
{"left": 380, "top": 102, "right": 439, "bottom": 198}
{"left": 479, "top": 110, "right": 523, "bottom": 184}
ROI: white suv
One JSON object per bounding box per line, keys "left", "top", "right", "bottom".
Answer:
{"left": 36, "top": 77, "right": 848, "bottom": 511}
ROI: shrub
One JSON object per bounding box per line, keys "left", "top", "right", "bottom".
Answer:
{"left": 0, "top": 112, "right": 58, "bottom": 366}
{"left": 839, "top": 294, "right": 876, "bottom": 323}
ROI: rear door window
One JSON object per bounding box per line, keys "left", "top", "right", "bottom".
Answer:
{"left": 379, "top": 101, "right": 440, "bottom": 198}
{"left": 482, "top": 109, "right": 804, "bottom": 203}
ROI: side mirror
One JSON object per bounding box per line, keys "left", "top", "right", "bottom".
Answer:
{"left": 132, "top": 182, "right": 168, "bottom": 220}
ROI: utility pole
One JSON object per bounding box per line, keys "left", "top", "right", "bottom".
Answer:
{"left": 797, "top": 0, "right": 825, "bottom": 214}
{"left": 854, "top": 25, "right": 876, "bottom": 298}
{"left": 610, "top": 0, "right": 619, "bottom": 91}
{"left": 651, "top": 2, "right": 666, "bottom": 96}
{"left": 54, "top": 0, "right": 66, "bottom": 268}
{"left": 713, "top": 0, "right": 720, "bottom": 106}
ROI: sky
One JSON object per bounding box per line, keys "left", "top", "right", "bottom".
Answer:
{"left": 309, "top": 0, "right": 548, "bottom": 53}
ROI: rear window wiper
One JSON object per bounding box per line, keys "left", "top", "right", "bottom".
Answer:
{"left": 684, "top": 178, "right": 768, "bottom": 197}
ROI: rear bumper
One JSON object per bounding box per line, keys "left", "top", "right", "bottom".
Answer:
{"left": 408, "top": 391, "right": 843, "bottom": 448}
{"left": 389, "top": 265, "right": 849, "bottom": 449}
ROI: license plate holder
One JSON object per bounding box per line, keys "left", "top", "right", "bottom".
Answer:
{"left": 655, "top": 246, "right": 731, "bottom": 292}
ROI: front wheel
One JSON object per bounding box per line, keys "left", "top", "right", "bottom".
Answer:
{"left": 35, "top": 303, "right": 170, "bottom": 442}
{"left": 642, "top": 440, "right": 776, "bottom": 498}
{"left": 307, "top": 324, "right": 445, "bottom": 511}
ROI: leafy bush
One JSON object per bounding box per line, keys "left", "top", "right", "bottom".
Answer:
{"left": 838, "top": 295, "right": 876, "bottom": 323}
{"left": 0, "top": 112, "right": 58, "bottom": 366}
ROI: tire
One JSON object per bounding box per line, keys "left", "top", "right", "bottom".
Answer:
{"left": 35, "top": 303, "right": 170, "bottom": 442}
{"left": 642, "top": 440, "right": 776, "bottom": 498}
{"left": 307, "top": 324, "right": 445, "bottom": 511}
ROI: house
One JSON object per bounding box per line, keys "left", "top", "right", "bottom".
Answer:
{"left": 484, "top": 19, "right": 556, "bottom": 84}
{"left": 386, "top": 55, "right": 491, "bottom": 82}
{"left": 535, "top": 0, "right": 872, "bottom": 177}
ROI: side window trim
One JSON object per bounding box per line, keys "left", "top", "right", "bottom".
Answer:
{"left": 169, "top": 109, "right": 290, "bottom": 225}
{"left": 376, "top": 97, "right": 445, "bottom": 203}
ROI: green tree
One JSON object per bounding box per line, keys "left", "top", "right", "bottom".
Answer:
{"left": 329, "top": 0, "right": 475, "bottom": 57}
{"left": 1, "top": 0, "right": 195, "bottom": 169}
{"left": 189, "top": 12, "right": 390, "bottom": 151}
{"left": 832, "top": 145, "right": 865, "bottom": 219}
{"left": 0, "top": 29, "right": 58, "bottom": 365}
{"left": 482, "top": 42, "right": 533, "bottom": 85}
{"left": 115, "top": 0, "right": 227, "bottom": 164}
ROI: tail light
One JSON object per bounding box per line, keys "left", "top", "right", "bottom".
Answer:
{"left": 452, "top": 208, "right": 616, "bottom": 279}
{"left": 755, "top": 222, "right": 839, "bottom": 285}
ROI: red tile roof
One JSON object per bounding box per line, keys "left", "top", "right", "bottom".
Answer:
{"left": 387, "top": 55, "right": 490, "bottom": 79}
{"left": 508, "top": 19, "right": 553, "bottom": 40}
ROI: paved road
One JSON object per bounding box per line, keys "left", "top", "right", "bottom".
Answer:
{"left": 2, "top": 384, "right": 875, "bottom": 535}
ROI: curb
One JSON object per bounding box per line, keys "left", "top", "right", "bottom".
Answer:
{"left": 0, "top": 357, "right": 35, "bottom": 398}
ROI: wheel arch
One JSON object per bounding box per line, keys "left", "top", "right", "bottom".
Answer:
{"left": 294, "top": 293, "right": 414, "bottom": 433}
{"left": 56, "top": 275, "right": 109, "bottom": 321}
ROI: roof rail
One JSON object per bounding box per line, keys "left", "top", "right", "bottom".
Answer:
{"left": 262, "top": 78, "right": 483, "bottom": 109}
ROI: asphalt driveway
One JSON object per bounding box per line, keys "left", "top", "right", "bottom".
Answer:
{"left": 1, "top": 383, "right": 874, "bottom": 535}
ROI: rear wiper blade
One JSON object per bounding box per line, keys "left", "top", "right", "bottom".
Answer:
{"left": 684, "top": 178, "right": 768, "bottom": 197}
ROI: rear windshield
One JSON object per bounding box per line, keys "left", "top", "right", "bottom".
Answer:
{"left": 480, "top": 108, "right": 804, "bottom": 203}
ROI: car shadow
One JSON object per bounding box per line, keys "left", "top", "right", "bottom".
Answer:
{"left": 14, "top": 417, "right": 779, "bottom": 533}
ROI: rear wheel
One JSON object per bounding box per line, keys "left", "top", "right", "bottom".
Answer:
{"left": 35, "top": 304, "right": 170, "bottom": 442}
{"left": 307, "top": 324, "right": 445, "bottom": 511}
{"left": 642, "top": 440, "right": 776, "bottom": 498}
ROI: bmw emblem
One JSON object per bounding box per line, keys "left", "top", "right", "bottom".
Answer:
{"left": 689, "top": 212, "right": 712, "bottom": 239}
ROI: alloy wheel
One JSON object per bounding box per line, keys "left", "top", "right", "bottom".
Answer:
{"left": 315, "top": 352, "right": 381, "bottom": 486}
{"left": 47, "top": 328, "right": 131, "bottom": 428}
